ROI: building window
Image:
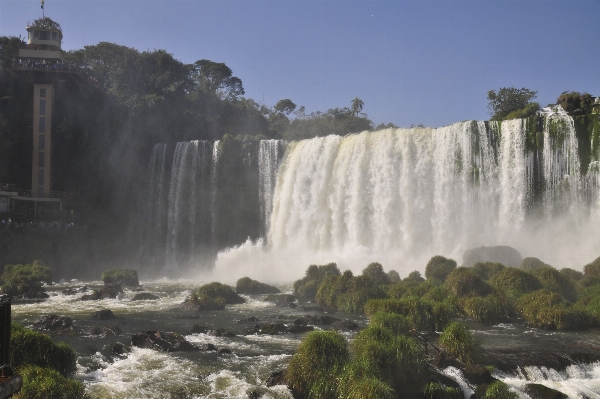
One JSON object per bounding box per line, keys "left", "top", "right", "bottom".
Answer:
{"left": 40, "top": 88, "right": 46, "bottom": 98}
{"left": 38, "top": 187, "right": 44, "bottom": 198}
{"left": 38, "top": 170, "right": 44, "bottom": 186}
{"left": 39, "top": 135, "right": 45, "bottom": 150}
{"left": 40, "top": 99, "right": 46, "bottom": 115}
{"left": 52, "top": 31, "right": 58, "bottom": 42}
{"left": 39, "top": 31, "right": 50, "bottom": 40}
{"left": 33, "top": 30, "right": 40, "bottom": 40}
{"left": 39, "top": 152, "right": 45, "bottom": 168}
{"left": 39, "top": 117, "right": 45, "bottom": 133}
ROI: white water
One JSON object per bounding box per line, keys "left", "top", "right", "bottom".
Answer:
{"left": 259, "top": 140, "right": 285, "bottom": 238}
{"left": 215, "top": 117, "right": 600, "bottom": 283}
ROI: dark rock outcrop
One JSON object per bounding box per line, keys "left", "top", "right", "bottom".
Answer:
{"left": 132, "top": 292, "right": 159, "bottom": 301}
{"left": 247, "top": 322, "right": 314, "bottom": 335}
{"left": 463, "top": 245, "right": 522, "bottom": 268}
{"left": 86, "top": 325, "right": 122, "bottom": 336}
{"left": 132, "top": 330, "right": 198, "bottom": 352}
{"left": 235, "top": 277, "right": 281, "bottom": 295}
{"left": 265, "top": 370, "right": 286, "bottom": 387}
{"left": 331, "top": 320, "right": 360, "bottom": 331}
{"left": 80, "top": 284, "right": 123, "bottom": 301}
{"left": 32, "top": 314, "right": 79, "bottom": 335}
{"left": 90, "top": 309, "right": 116, "bottom": 320}
{"left": 303, "top": 315, "right": 341, "bottom": 325}
{"left": 190, "top": 325, "right": 235, "bottom": 337}
{"left": 524, "top": 384, "right": 568, "bottom": 399}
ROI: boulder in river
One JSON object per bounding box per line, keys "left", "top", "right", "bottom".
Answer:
{"left": 524, "top": 384, "right": 568, "bottom": 399}
{"left": 90, "top": 309, "right": 116, "bottom": 320}
{"left": 80, "top": 284, "right": 123, "bottom": 301}
{"left": 32, "top": 314, "right": 80, "bottom": 335}
{"left": 331, "top": 320, "right": 360, "bottom": 331}
{"left": 235, "top": 277, "right": 281, "bottom": 295}
{"left": 132, "top": 292, "right": 159, "bottom": 301}
{"left": 132, "top": 330, "right": 198, "bottom": 352}
{"left": 463, "top": 245, "right": 522, "bottom": 268}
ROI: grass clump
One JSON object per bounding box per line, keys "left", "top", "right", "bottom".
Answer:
{"left": 489, "top": 267, "right": 542, "bottom": 296}
{"left": 365, "top": 297, "right": 455, "bottom": 331}
{"left": 438, "top": 322, "right": 480, "bottom": 365}
{"left": 530, "top": 266, "right": 577, "bottom": 302}
{"left": 516, "top": 289, "right": 592, "bottom": 330}
{"left": 425, "top": 256, "right": 457, "bottom": 283}
{"left": 582, "top": 256, "right": 600, "bottom": 287}
{"left": 285, "top": 330, "right": 349, "bottom": 399}
{"left": 444, "top": 267, "right": 490, "bottom": 297}
{"left": 362, "top": 262, "right": 391, "bottom": 285}
{"left": 472, "top": 262, "right": 505, "bottom": 280}
{"left": 1, "top": 261, "right": 51, "bottom": 298}
{"left": 560, "top": 268, "right": 583, "bottom": 281}
{"left": 369, "top": 312, "right": 413, "bottom": 335}
{"left": 481, "top": 380, "right": 517, "bottom": 399}
{"left": 293, "top": 263, "right": 341, "bottom": 302}
{"left": 101, "top": 268, "right": 139, "bottom": 286}
{"left": 315, "top": 271, "right": 388, "bottom": 313}
{"left": 14, "top": 365, "right": 90, "bottom": 399}
{"left": 235, "top": 277, "right": 280, "bottom": 295}
{"left": 461, "top": 295, "right": 514, "bottom": 323}
{"left": 422, "top": 382, "right": 462, "bottom": 399}
{"left": 195, "top": 282, "right": 245, "bottom": 305}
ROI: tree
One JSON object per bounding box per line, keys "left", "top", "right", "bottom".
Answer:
{"left": 0, "top": 35, "right": 26, "bottom": 68}
{"left": 192, "top": 59, "right": 245, "bottom": 100}
{"left": 487, "top": 87, "right": 538, "bottom": 121}
{"left": 274, "top": 99, "right": 296, "bottom": 115}
{"left": 351, "top": 97, "right": 364, "bottom": 117}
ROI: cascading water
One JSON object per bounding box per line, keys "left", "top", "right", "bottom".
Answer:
{"left": 144, "top": 143, "right": 168, "bottom": 261}
{"left": 216, "top": 116, "right": 600, "bottom": 283}
{"left": 258, "top": 140, "right": 286, "bottom": 238}
{"left": 210, "top": 140, "right": 221, "bottom": 247}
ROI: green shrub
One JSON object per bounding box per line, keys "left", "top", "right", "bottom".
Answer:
{"left": 386, "top": 270, "right": 401, "bottom": 283}
{"left": 519, "top": 257, "right": 549, "bottom": 271}
{"left": 444, "top": 267, "right": 490, "bottom": 297}
{"left": 503, "top": 102, "right": 540, "bottom": 120}
{"left": 405, "top": 270, "right": 425, "bottom": 283}
{"left": 530, "top": 266, "right": 577, "bottom": 302}
{"left": 422, "top": 382, "right": 462, "bottom": 399}
{"left": 293, "top": 263, "right": 341, "bottom": 302}
{"left": 285, "top": 331, "right": 349, "bottom": 399}
{"left": 14, "top": 365, "right": 89, "bottom": 399}
{"left": 422, "top": 285, "right": 452, "bottom": 302}
{"left": 101, "top": 268, "right": 139, "bottom": 286}
{"left": 365, "top": 297, "right": 455, "bottom": 331}
{"left": 194, "top": 282, "right": 245, "bottom": 305}
{"left": 489, "top": 267, "right": 542, "bottom": 296}
{"left": 482, "top": 380, "right": 517, "bottom": 399}
{"left": 369, "top": 312, "right": 413, "bottom": 335}
{"left": 338, "top": 375, "right": 395, "bottom": 399}
{"left": 1, "top": 261, "right": 52, "bottom": 297}
{"left": 516, "top": 289, "right": 592, "bottom": 330}
{"left": 362, "top": 263, "right": 391, "bottom": 285}
{"left": 235, "top": 277, "right": 280, "bottom": 295}
{"left": 560, "top": 268, "right": 583, "bottom": 281}
{"left": 576, "top": 285, "right": 600, "bottom": 326}
{"left": 461, "top": 295, "right": 514, "bottom": 323}
{"left": 472, "top": 262, "right": 505, "bottom": 280}
{"left": 439, "top": 322, "right": 480, "bottom": 365}
{"left": 425, "top": 256, "right": 457, "bottom": 283}
{"left": 315, "top": 273, "right": 387, "bottom": 313}
{"left": 349, "top": 326, "right": 427, "bottom": 398}
{"left": 582, "top": 256, "right": 600, "bottom": 287}
{"left": 11, "top": 324, "right": 78, "bottom": 377}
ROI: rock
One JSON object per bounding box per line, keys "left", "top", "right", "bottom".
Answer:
{"left": 191, "top": 325, "right": 209, "bottom": 334}
{"left": 112, "top": 343, "right": 129, "bottom": 355}
{"left": 246, "top": 387, "right": 269, "bottom": 399}
{"left": 218, "top": 348, "right": 232, "bottom": 355}
{"left": 90, "top": 309, "right": 116, "bottom": 320}
{"left": 80, "top": 285, "right": 124, "bottom": 301}
{"left": 208, "top": 328, "right": 236, "bottom": 337}
{"left": 275, "top": 302, "right": 297, "bottom": 308}
{"left": 249, "top": 322, "right": 314, "bottom": 335}
{"left": 263, "top": 294, "right": 295, "bottom": 303}
{"left": 265, "top": 370, "right": 286, "bottom": 387}
{"left": 175, "top": 314, "right": 202, "bottom": 319}
{"left": 331, "top": 320, "right": 360, "bottom": 331}
{"left": 86, "top": 325, "right": 122, "bottom": 336}
{"left": 301, "top": 306, "right": 323, "bottom": 312}
{"left": 131, "top": 330, "right": 199, "bottom": 352}
{"left": 303, "top": 315, "right": 341, "bottom": 325}
{"left": 463, "top": 364, "right": 494, "bottom": 386}
{"left": 62, "top": 288, "right": 78, "bottom": 295}
{"left": 32, "top": 314, "right": 80, "bottom": 335}
{"left": 198, "top": 343, "right": 217, "bottom": 351}
{"left": 524, "top": 384, "right": 568, "bottom": 399}
{"left": 463, "top": 245, "right": 523, "bottom": 268}
{"left": 14, "top": 288, "right": 49, "bottom": 300}
{"left": 237, "top": 316, "right": 260, "bottom": 323}
{"left": 235, "top": 277, "right": 281, "bottom": 295}
{"left": 132, "top": 292, "right": 159, "bottom": 301}
{"left": 285, "top": 324, "right": 314, "bottom": 333}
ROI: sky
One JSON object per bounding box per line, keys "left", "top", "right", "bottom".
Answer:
{"left": 1, "top": 0, "right": 599, "bottom": 128}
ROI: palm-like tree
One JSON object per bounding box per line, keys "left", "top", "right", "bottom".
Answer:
{"left": 351, "top": 97, "right": 364, "bottom": 117}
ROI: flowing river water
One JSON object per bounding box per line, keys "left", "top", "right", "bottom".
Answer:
{"left": 11, "top": 279, "right": 600, "bottom": 399}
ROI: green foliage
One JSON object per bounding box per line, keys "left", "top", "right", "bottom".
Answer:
{"left": 293, "top": 263, "right": 341, "bottom": 302}
{"left": 557, "top": 91, "right": 595, "bottom": 115}
{"left": 284, "top": 106, "right": 374, "bottom": 140}
{"left": 472, "top": 262, "right": 505, "bottom": 280}
{"left": 405, "top": 270, "right": 425, "bottom": 283}
{"left": 560, "top": 268, "right": 583, "bottom": 281}
{"left": 369, "top": 312, "right": 414, "bottom": 335}
{"left": 444, "top": 267, "right": 490, "bottom": 297}
{"left": 362, "top": 262, "right": 391, "bottom": 285}
{"left": 487, "top": 87, "right": 538, "bottom": 121}
{"left": 461, "top": 295, "right": 514, "bottom": 323}
{"left": 274, "top": 99, "right": 296, "bottom": 115}
{"left": 482, "top": 381, "right": 517, "bottom": 399}
{"left": 422, "top": 382, "right": 462, "bottom": 399}
{"left": 489, "top": 267, "right": 542, "bottom": 296}
{"left": 315, "top": 273, "right": 388, "bottom": 313}
{"left": 519, "top": 257, "right": 550, "bottom": 271}
{"left": 425, "top": 256, "right": 457, "bottom": 283}
{"left": 516, "top": 289, "right": 592, "bottom": 330}
{"left": 350, "top": 97, "right": 365, "bottom": 117}
{"left": 194, "top": 282, "right": 245, "bottom": 305}
{"left": 14, "top": 365, "right": 89, "bottom": 399}
{"left": 364, "top": 297, "right": 455, "bottom": 331}
{"left": 11, "top": 324, "right": 78, "bottom": 377}
{"left": 530, "top": 266, "right": 577, "bottom": 302}
{"left": 386, "top": 270, "right": 401, "bottom": 283}
{"left": 1, "top": 261, "right": 51, "bottom": 297}
{"left": 576, "top": 285, "right": 600, "bottom": 326}
{"left": 235, "top": 277, "right": 280, "bottom": 295}
{"left": 582, "top": 256, "right": 600, "bottom": 287}
{"left": 0, "top": 35, "right": 26, "bottom": 68}
{"left": 438, "top": 322, "right": 480, "bottom": 365}
{"left": 285, "top": 331, "right": 349, "bottom": 399}
{"left": 503, "top": 102, "right": 540, "bottom": 120}
{"left": 101, "top": 268, "right": 139, "bottom": 286}
{"left": 30, "top": 17, "right": 62, "bottom": 31}
{"left": 338, "top": 375, "right": 395, "bottom": 399}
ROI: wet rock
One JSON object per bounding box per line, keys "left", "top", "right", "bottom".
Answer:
{"left": 249, "top": 322, "right": 314, "bottom": 335}
{"left": 303, "top": 315, "right": 341, "bottom": 325}
{"left": 80, "top": 285, "right": 123, "bottom": 301}
{"left": 246, "top": 386, "right": 269, "bottom": 399}
{"left": 218, "top": 348, "right": 232, "bottom": 355}
{"left": 175, "top": 314, "right": 202, "bottom": 319}
{"left": 132, "top": 330, "right": 199, "bottom": 352}
{"left": 301, "top": 306, "right": 323, "bottom": 312}
{"left": 524, "top": 384, "right": 568, "bottom": 399}
{"left": 285, "top": 324, "right": 314, "bottom": 333}
{"left": 236, "top": 277, "right": 281, "bottom": 295}
{"left": 265, "top": 370, "right": 286, "bottom": 387}
{"left": 208, "top": 328, "right": 236, "bottom": 337}
{"left": 198, "top": 343, "right": 217, "bottom": 351}
{"left": 32, "top": 314, "right": 80, "bottom": 335}
{"left": 62, "top": 288, "right": 78, "bottom": 295}
{"left": 263, "top": 294, "right": 295, "bottom": 303}
{"left": 90, "top": 309, "right": 116, "bottom": 320}
{"left": 132, "top": 292, "right": 159, "bottom": 301}
{"left": 191, "top": 325, "right": 209, "bottom": 334}
{"left": 86, "top": 325, "right": 122, "bottom": 336}
{"left": 275, "top": 302, "right": 297, "bottom": 308}
{"left": 331, "top": 320, "right": 360, "bottom": 331}
{"left": 463, "top": 364, "right": 494, "bottom": 386}
{"left": 112, "top": 343, "right": 129, "bottom": 355}
{"left": 293, "top": 318, "right": 307, "bottom": 326}
{"left": 13, "top": 287, "right": 49, "bottom": 300}
{"left": 237, "top": 316, "right": 260, "bottom": 323}
{"left": 463, "top": 245, "right": 522, "bottom": 268}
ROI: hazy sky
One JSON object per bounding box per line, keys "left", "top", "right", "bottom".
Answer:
{"left": 1, "top": 0, "right": 599, "bottom": 128}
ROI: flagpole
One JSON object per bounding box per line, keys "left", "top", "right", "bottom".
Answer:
{"left": 41, "top": 0, "right": 45, "bottom": 18}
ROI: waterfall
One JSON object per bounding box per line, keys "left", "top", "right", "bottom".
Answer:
{"left": 215, "top": 116, "right": 600, "bottom": 283}
{"left": 258, "top": 140, "right": 285, "bottom": 238}
{"left": 145, "top": 143, "right": 168, "bottom": 260}
{"left": 210, "top": 140, "right": 221, "bottom": 247}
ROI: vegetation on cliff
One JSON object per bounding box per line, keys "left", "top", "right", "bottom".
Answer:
{"left": 0, "top": 261, "right": 51, "bottom": 298}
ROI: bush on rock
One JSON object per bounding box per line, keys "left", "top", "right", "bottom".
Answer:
{"left": 235, "top": 277, "right": 280, "bottom": 295}
{"left": 101, "top": 268, "right": 139, "bottom": 287}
